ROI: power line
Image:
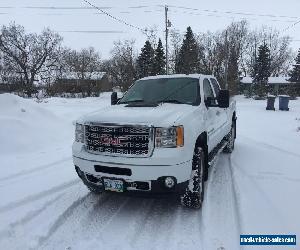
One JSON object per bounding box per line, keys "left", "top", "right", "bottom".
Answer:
{"left": 128, "top": 6, "right": 151, "bottom": 9}
{"left": 24, "top": 6, "right": 99, "bottom": 10}
{"left": 61, "top": 30, "right": 126, "bottom": 34}
{"left": 3, "top": 3, "right": 300, "bottom": 22}
{"left": 168, "top": 9, "right": 297, "bottom": 24}
{"left": 167, "top": 5, "right": 299, "bottom": 20}
{"left": 83, "top": 0, "right": 147, "bottom": 34}
{"left": 283, "top": 19, "right": 300, "bottom": 32}
{"left": 7, "top": 4, "right": 297, "bottom": 24}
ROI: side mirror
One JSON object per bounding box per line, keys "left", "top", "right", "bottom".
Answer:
{"left": 111, "top": 92, "right": 118, "bottom": 105}
{"left": 217, "top": 90, "right": 230, "bottom": 108}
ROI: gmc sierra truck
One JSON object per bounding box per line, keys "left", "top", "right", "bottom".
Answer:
{"left": 73, "top": 74, "right": 236, "bottom": 208}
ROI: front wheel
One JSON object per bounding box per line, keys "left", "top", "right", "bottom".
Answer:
{"left": 180, "top": 146, "right": 205, "bottom": 209}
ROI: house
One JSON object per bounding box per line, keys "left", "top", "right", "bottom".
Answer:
{"left": 240, "top": 76, "right": 296, "bottom": 96}
{"left": 51, "top": 71, "right": 113, "bottom": 96}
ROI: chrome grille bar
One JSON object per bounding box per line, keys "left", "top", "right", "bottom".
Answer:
{"left": 84, "top": 123, "right": 154, "bottom": 157}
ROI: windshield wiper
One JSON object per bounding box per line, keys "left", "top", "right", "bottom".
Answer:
{"left": 119, "top": 99, "right": 145, "bottom": 104}
{"left": 159, "top": 99, "right": 185, "bottom": 104}
{"left": 125, "top": 102, "right": 158, "bottom": 107}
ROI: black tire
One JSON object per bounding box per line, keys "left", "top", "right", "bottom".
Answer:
{"left": 203, "top": 147, "right": 209, "bottom": 182}
{"left": 223, "top": 120, "right": 236, "bottom": 153}
{"left": 180, "top": 146, "right": 205, "bottom": 209}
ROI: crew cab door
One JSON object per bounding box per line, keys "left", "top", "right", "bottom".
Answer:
{"left": 203, "top": 78, "right": 219, "bottom": 150}
{"left": 210, "top": 78, "right": 228, "bottom": 140}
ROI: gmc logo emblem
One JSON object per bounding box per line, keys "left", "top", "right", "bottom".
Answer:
{"left": 100, "top": 135, "right": 127, "bottom": 145}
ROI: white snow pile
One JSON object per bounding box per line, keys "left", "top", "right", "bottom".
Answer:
{"left": 0, "top": 93, "right": 72, "bottom": 154}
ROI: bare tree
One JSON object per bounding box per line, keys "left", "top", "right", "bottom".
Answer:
{"left": 64, "top": 47, "right": 101, "bottom": 80}
{"left": 104, "top": 40, "right": 137, "bottom": 91}
{"left": 0, "top": 23, "right": 62, "bottom": 96}
{"left": 197, "top": 31, "right": 222, "bottom": 76}
{"left": 169, "top": 29, "right": 183, "bottom": 73}
{"left": 62, "top": 47, "right": 102, "bottom": 96}
{"left": 224, "top": 20, "right": 249, "bottom": 94}
{"left": 196, "top": 20, "right": 249, "bottom": 92}
{"left": 245, "top": 27, "right": 293, "bottom": 77}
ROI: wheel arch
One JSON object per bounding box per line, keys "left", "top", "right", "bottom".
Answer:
{"left": 232, "top": 111, "right": 237, "bottom": 139}
{"left": 233, "top": 111, "right": 237, "bottom": 121}
{"left": 194, "top": 132, "right": 209, "bottom": 180}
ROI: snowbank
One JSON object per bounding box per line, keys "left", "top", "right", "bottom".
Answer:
{"left": 0, "top": 94, "right": 72, "bottom": 155}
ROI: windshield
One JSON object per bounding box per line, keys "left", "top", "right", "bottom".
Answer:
{"left": 118, "top": 77, "right": 200, "bottom": 105}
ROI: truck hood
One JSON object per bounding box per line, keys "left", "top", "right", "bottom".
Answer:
{"left": 78, "top": 104, "right": 197, "bottom": 126}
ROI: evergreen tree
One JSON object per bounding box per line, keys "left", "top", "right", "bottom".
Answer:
{"left": 137, "top": 40, "right": 154, "bottom": 78}
{"left": 288, "top": 49, "right": 300, "bottom": 98}
{"left": 251, "top": 43, "right": 271, "bottom": 98}
{"left": 152, "top": 38, "right": 166, "bottom": 75}
{"left": 175, "top": 27, "right": 200, "bottom": 74}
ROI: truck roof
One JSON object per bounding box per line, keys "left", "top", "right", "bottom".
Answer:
{"left": 140, "top": 74, "right": 215, "bottom": 81}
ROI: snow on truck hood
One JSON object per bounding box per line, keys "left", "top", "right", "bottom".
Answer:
{"left": 78, "top": 103, "right": 196, "bottom": 126}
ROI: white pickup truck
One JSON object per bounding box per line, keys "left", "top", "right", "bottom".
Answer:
{"left": 73, "top": 74, "right": 236, "bottom": 208}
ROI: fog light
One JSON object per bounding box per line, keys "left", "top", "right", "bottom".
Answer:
{"left": 164, "top": 177, "right": 175, "bottom": 188}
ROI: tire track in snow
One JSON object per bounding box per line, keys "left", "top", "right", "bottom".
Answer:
{"left": 129, "top": 198, "right": 156, "bottom": 245}
{"left": 227, "top": 155, "right": 243, "bottom": 234}
{"left": 231, "top": 156, "right": 289, "bottom": 230}
{"left": 127, "top": 196, "right": 187, "bottom": 250}
{"left": 0, "top": 193, "right": 64, "bottom": 240}
{"left": 39, "top": 192, "right": 192, "bottom": 250}
{"left": 201, "top": 154, "right": 241, "bottom": 250}
{"left": 239, "top": 135, "right": 300, "bottom": 159}
{"left": 0, "top": 157, "right": 72, "bottom": 183}
{"left": 36, "top": 192, "right": 94, "bottom": 249}
{"left": 167, "top": 205, "right": 203, "bottom": 250}
{"left": 81, "top": 193, "right": 129, "bottom": 237}
{"left": 0, "top": 179, "right": 79, "bottom": 213}
{"left": 38, "top": 193, "right": 130, "bottom": 249}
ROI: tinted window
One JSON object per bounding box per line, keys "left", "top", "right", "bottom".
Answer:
{"left": 119, "top": 78, "right": 200, "bottom": 105}
{"left": 210, "top": 78, "right": 220, "bottom": 97}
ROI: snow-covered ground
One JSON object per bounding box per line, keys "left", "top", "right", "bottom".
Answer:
{"left": 0, "top": 93, "right": 299, "bottom": 250}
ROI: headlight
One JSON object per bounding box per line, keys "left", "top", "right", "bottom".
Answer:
{"left": 75, "top": 123, "right": 84, "bottom": 143}
{"left": 155, "top": 126, "right": 184, "bottom": 148}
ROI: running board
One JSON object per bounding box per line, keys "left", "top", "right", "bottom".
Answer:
{"left": 208, "top": 138, "right": 228, "bottom": 167}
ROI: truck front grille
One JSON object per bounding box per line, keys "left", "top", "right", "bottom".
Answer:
{"left": 85, "top": 124, "right": 153, "bottom": 157}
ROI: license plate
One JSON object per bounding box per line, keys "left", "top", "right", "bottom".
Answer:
{"left": 103, "top": 179, "right": 124, "bottom": 192}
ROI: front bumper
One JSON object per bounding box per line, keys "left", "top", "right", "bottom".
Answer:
{"left": 73, "top": 155, "right": 192, "bottom": 183}
{"left": 73, "top": 155, "right": 191, "bottom": 194}
{"left": 76, "top": 166, "right": 189, "bottom": 194}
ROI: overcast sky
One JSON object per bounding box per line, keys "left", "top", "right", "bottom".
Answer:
{"left": 1, "top": 0, "right": 300, "bottom": 58}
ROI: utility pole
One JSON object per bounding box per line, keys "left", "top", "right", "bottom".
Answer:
{"left": 165, "top": 5, "right": 170, "bottom": 75}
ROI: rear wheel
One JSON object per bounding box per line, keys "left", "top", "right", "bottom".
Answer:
{"left": 223, "top": 120, "right": 236, "bottom": 153}
{"left": 180, "top": 146, "right": 205, "bottom": 209}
